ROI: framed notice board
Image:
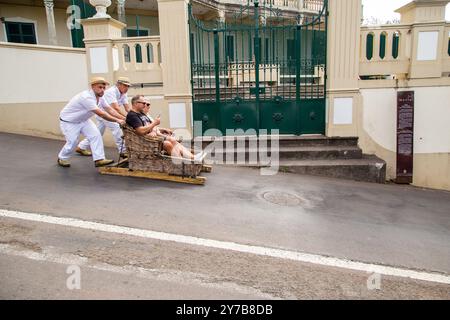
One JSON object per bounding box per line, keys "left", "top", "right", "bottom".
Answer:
{"left": 396, "top": 91, "right": 414, "bottom": 184}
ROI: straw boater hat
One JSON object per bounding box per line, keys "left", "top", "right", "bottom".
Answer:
{"left": 117, "top": 77, "right": 131, "bottom": 86}
{"left": 90, "top": 77, "right": 109, "bottom": 86}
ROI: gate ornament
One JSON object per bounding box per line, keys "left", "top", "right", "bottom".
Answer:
{"left": 233, "top": 114, "right": 245, "bottom": 123}
{"left": 273, "top": 113, "right": 284, "bottom": 122}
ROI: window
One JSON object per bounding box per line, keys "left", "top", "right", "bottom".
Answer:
{"left": 312, "top": 30, "right": 326, "bottom": 64}
{"left": 392, "top": 32, "right": 400, "bottom": 59}
{"left": 126, "top": 29, "right": 149, "bottom": 37}
{"left": 123, "top": 45, "right": 131, "bottom": 63}
{"left": 127, "top": 29, "right": 149, "bottom": 63}
{"left": 366, "top": 33, "right": 374, "bottom": 60}
{"left": 264, "top": 38, "right": 270, "bottom": 63}
{"left": 5, "top": 22, "right": 37, "bottom": 44}
{"left": 379, "top": 32, "right": 387, "bottom": 59}
{"left": 254, "top": 37, "right": 262, "bottom": 61}
{"left": 287, "top": 39, "right": 296, "bottom": 61}
{"left": 226, "top": 35, "right": 235, "bottom": 62}
{"left": 448, "top": 31, "right": 450, "bottom": 56}
{"left": 253, "top": 37, "right": 270, "bottom": 62}
{"left": 158, "top": 43, "right": 162, "bottom": 63}
{"left": 190, "top": 33, "right": 195, "bottom": 62}
{"left": 135, "top": 44, "right": 143, "bottom": 63}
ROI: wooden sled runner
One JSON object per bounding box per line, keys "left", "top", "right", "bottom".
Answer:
{"left": 98, "top": 125, "right": 211, "bottom": 185}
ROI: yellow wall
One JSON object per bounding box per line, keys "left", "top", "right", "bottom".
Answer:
{"left": 0, "top": 3, "right": 161, "bottom": 47}
{"left": 0, "top": 102, "right": 65, "bottom": 141}
{"left": 0, "top": 4, "right": 74, "bottom": 47}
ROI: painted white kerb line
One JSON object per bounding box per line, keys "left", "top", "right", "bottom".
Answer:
{"left": 1, "top": 209, "right": 449, "bottom": 285}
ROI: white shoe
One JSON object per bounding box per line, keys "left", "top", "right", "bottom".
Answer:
{"left": 194, "top": 151, "right": 205, "bottom": 162}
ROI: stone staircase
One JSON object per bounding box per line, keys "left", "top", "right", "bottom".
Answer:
{"left": 188, "top": 135, "right": 387, "bottom": 183}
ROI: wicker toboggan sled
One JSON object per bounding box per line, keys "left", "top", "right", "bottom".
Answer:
{"left": 98, "top": 125, "right": 211, "bottom": 185}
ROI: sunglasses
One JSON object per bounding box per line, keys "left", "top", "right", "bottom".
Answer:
{"left": 137, "top": 101, "right": 150, "bottom": 107}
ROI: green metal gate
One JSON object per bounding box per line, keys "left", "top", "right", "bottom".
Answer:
{"left": 189, "top": 0, "right": 328, "bottom": 136}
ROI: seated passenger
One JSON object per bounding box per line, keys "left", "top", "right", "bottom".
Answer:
{"left": 126, "top": 95, "right": 203, "bottom": 161}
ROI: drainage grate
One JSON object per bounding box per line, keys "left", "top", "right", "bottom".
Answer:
{"left": 262, "top": 191, "right": 304, "bottom": 207}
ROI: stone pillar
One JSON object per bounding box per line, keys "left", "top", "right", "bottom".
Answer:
{"left": 326, "top": 0, "right": 362, "bottom": 137}
{"left": 43, "top": 0, "right": 57, "bottom": 46}
{"left": 396, "top": 0, "right": 450, "bottom": 79}
{"left": 157, "top": 0, "right": 193, "bottom": 134}
{"left": 81, "top": 13, "right": 126, "bottom": 85}
{"left": 116, "top": 0, "right": 127, "bottom": 37}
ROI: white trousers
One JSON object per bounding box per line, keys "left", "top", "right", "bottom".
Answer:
{"left": 78, "top": 116, "right": 125, "bottom": 153}
{"left": 58, "top": 119, "right": 105, "bottom": 162}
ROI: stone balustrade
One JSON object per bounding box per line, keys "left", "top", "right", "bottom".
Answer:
{"left": 112, "top": 36, "right": 163, "bottom": 85}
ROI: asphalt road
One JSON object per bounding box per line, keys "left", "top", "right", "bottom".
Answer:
{"left": 0, "top": 133, "right": 449, "bottom": 299}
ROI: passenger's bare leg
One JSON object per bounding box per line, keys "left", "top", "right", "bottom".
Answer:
{"left": 172, "top": 143, "right": 193, "bottom": 159}
{"left": 163, "top": 141, "right": 182, "bottom": 158}
{"left": 165, "top": 137, "right": 194, "bottom": 159}
{"left": 179, "top": 144, "right": 194, "bottom": 159}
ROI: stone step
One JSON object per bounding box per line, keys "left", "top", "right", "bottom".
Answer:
{"left": 187, "top": 136, "right": 386, "bottom": 184}
{"left": 275, "top": 156, "right": 387, "bottom": 183}
{"left": 207, "top": 146, "right": 363, "bottom": 161}
{"left": 210, "top": 156, "right": 386, "bottom": 184}
{"left": 188, "top": 135, "right": 359, "bottom": 149}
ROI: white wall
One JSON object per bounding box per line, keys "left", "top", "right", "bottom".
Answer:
{"left": 361, "top": 87, "right": 450, "bottom": 155}
{"left": 414, "top": 87, "right": 450, "bottom": 154}
{"left": 360, "top": 86, "right": 450, "bottom": 190}
{"left": 0, "top": 44, "right": 88, "bottom": 104}
{"left": 361, "top": 88, "right": 397, "bottom": 152}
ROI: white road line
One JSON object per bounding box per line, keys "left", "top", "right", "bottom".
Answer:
{"left": 1, "top": 209, "right": 449, "bottom": 285}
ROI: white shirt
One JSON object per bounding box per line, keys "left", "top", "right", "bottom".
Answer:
{"left": 104, "top": 86, "right": 128, "bottom": 107}
{"left": 60, "top": 90, "right": 109, "bottom": 123}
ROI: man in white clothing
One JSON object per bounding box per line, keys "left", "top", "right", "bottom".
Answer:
{"left": 57, "top": 77, "right": 125, "bottom": 168}
{"left": 77, "top": 77, "right": 131, "bottom": 157}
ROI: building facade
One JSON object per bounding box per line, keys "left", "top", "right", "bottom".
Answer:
{"left": 0, "top": 0, "right": 449, "bottom": 190}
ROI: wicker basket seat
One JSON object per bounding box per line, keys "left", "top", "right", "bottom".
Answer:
{"left": 122, "top": 125, "right": 203, "bottom": 178}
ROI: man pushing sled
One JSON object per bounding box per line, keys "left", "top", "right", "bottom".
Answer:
{"left": 57, "top": 77, "right": 125, "bottom": 167}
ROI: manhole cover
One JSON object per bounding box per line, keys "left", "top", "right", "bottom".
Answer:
{"left": 262, "top": 191, "right": 304, "bottom": 207}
